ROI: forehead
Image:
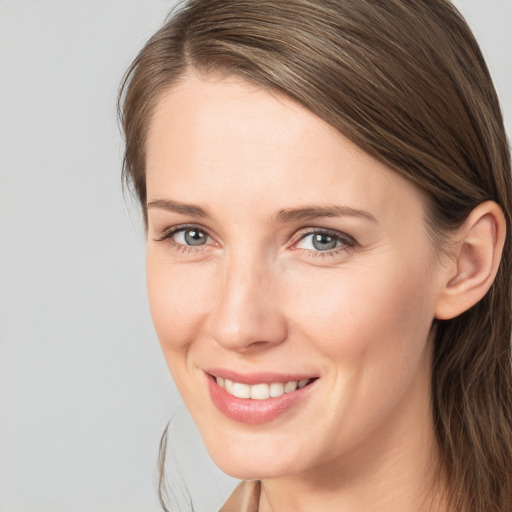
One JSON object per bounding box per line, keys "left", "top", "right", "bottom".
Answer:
{"left": 145, "top": 73, "right": 425, "bottom": 222}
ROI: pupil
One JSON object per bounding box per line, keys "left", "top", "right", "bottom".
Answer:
{"left": 184, "top": 230, "right": 206, "bottom": 246}
{"left": 312, "top": 233, "right": 337, "bottom": 250}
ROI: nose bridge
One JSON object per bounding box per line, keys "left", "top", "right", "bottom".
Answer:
{"left": 208, "top": 244, "right": 287, "bottom": 351}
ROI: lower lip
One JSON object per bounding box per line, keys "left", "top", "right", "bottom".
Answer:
{"left": 207, "top": 375, "right": 316, "bottom": 425}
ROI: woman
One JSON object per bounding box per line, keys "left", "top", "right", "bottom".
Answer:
{"left": 119, "top": 0, "right": 512, "bottom": 510}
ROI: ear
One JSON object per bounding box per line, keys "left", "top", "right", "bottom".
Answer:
{"left": 435, "top": 201, "right": 506, "bottom": 320}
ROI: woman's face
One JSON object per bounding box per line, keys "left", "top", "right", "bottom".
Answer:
{"left": 145, "top": 74, "right": 447, "bottom": 480}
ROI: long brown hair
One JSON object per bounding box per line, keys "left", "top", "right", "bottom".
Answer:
{"left": 119, "top": 1, "right": 512, "bottom": 510}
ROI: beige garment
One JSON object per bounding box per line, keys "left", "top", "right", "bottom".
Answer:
{"left": 219, "top": 480, "right": 261, "bottom": 512}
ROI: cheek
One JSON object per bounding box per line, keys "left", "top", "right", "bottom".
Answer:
{"left": 146, "top": 252, "right": 213, "bottom": 357}
{"left": 287, "top": 257, "right": 435, "bottom": 378}
{"left": 282, "top": 258, "right": 436, "bottom": 453}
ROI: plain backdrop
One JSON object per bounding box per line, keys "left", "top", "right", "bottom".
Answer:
{"left": 0, "top": 1, "right": 510, "bottom": 511}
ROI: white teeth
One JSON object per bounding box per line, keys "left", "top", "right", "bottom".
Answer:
{"left": 250, "top": 383, "right": 270, "bottom": 400}
{"left": 224, "top": 378, "right": 234, "bottom": 394}
{"left": 269, "top": 382, "right": 285, "bottom": 397}
{"left": 233, "top": 382, "right": 251, "bottom": 399}
{"left": 284, "top": 381, "right": 298, "bottom": 393}
{"left": 216, "top": 376, "right": 312, "bottom": 399}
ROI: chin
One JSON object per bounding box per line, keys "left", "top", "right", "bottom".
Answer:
{"left": 199, "top": 428, "right": 312, "bottom": 481}
{"left": 211, "top": 453, "right": 294, "bottom": 481}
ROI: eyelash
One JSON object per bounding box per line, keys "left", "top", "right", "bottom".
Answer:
{"left": 154, "top": 224, "right": 357, "bottom": 258}
{"left": 155, "top": 224, "right": 212, "bottom": 254}
{"left": 293, "top": 228, "right": 356, "bottom": 257}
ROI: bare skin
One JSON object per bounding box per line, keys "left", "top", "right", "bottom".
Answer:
{"left": 144, "top": 73, "right": 505, "bottom": 512}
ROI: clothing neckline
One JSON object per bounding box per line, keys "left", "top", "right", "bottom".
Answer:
{"left": 219, "top": 480, "right": 261, "bottom": 512}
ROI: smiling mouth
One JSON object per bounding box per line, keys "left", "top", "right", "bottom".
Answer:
{"left": 213, "top": 376, "right": 317, "bottom": 400}
{"left": 207, "top": 373, "right": 319, "bottom": 424}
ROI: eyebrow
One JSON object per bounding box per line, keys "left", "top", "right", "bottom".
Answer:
{"left": 147, "top": 199, "right": 211, "bottom": 218}
{"left": 275, "top": 205, "right": 377, "bottom": 223}
{"left": 147, "top": 199, "right": 377, "bottom": 224}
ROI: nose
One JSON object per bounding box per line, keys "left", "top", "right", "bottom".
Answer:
{"left": 207, "top": 250, "right": 288, "bottom": 352}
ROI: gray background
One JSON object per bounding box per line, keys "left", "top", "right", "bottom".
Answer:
{"left": 0, "top": 1, "right": 510, "bottom": 511}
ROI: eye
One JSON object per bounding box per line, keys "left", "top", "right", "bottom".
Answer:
{"left": 294, "top": 229, "right": 355, "bottom": 253}
{"left": 155, "top": 224, "right": 214, "bottom": 250}
{"left": 172, "top": 227, "right": 210, "bottom": 246}
{"left": 300, "top": 232, "right": 340, "bottom": 251}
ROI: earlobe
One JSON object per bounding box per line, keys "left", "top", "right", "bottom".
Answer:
{"left": 435, "top": 201, "right": 506, "bottom": 320}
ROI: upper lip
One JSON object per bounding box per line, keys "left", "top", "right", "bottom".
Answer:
{"left": 206, "top": 368, "right": 318, "bottom": 385}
